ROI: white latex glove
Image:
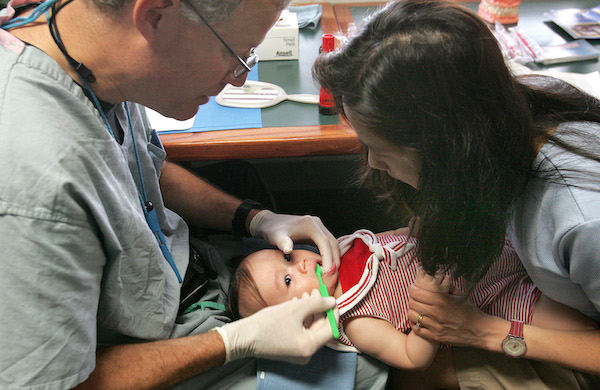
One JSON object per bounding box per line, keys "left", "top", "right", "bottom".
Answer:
{"left": 215, "top": 289, "right": 338, "bottom": 364}
{"left": 248, "top": 210, "right": 340, "bottom": 273}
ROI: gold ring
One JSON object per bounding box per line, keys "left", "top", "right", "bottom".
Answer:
{"left": 415, "top": 313, "right": 424, "bottom": 329}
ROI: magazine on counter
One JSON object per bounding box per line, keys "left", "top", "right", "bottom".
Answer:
{"left": 534, "top": 39, "right": 600, "bottom": 65}
{"left": 545, "top": 6, "right": 600, "bottom": 39}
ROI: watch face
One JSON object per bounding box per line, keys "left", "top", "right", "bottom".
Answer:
{"left": 502, "top": 337, "right": 527, "bottom": 357}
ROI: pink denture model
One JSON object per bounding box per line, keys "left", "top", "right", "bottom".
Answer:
{"left": 478, "top": 0, "right": 521, "bottom": 25}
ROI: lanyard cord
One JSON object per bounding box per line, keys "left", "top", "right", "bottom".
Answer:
{"left": 46, "top": 0, "right": 95, "bottom": 82}
{"left": 1, "top": 0, "right": 59, "bottom": 30}
{"left": 73, "top": 74, "right": 183, "bottom": 283}
{"left": 3, "top": 0, "right": 183, "bottom": 282}
{"left": 123, "top": 102, "right": 183, "bottom": 283}
{"left": 60, "top": 39, "right": 183, "bottom": 281}
{"left": 124, "top": 103, "right": 149, "bottom": 205}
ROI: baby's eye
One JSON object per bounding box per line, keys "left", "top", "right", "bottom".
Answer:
{"left": 284, "top": 253, "right": 291, "bottom": 262}
{"left": 284, "top": 275, "right": 291, "bottom": 286}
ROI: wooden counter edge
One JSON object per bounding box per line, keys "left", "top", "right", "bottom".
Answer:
{"left": 161, "top": 123, "right": 362, "bottom": 161}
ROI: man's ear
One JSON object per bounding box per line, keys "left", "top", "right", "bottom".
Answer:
{"left": 132, "top": 0, "right": 178, "bottom": 40}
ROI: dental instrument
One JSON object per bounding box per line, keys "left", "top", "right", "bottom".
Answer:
{"left": 315, "top": 264, "right": 340, "bottom": 339}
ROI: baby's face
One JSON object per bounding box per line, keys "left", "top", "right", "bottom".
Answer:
{"left": 245, "top": 249, "right": 338, "bottom": 307}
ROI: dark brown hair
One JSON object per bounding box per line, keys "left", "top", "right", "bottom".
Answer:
{"left": 313, "top": 0, "right": 600, "bottom": 287}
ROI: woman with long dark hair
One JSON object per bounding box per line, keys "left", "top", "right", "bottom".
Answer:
{"left": 314, "top": 0, "right": 600, "bottom": 387}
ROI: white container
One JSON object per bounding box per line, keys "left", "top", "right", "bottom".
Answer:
{"left": 255, "top": 10, "right": 299, "bottom": 61}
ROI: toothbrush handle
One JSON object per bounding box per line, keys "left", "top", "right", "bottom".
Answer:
{"left": 326, "top": 307, "right": 340, "bottom": 339}
{"left": 316, "top": 265, "right": 340, "bottom": 339}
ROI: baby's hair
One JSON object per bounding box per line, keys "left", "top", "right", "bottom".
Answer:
{"left": 226, "top": 254, "right": 268, "bottom": 319}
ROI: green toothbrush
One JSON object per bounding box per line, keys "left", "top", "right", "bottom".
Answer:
{"left": 315, "top": 263, "right": 340, "bottom": 339}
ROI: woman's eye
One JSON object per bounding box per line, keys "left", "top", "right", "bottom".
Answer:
{"left": 284, "top": 275, "right": 291, "bottom": 286}
{"left": 284, "top": 253, "right": 291, "bottom": 262}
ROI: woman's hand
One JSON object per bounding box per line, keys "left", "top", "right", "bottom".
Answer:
{"left": 408, "top": 283, "right": 600, "bottom": 374}
{"left": 407, "top": 283, "right": 507, "bottom": 351}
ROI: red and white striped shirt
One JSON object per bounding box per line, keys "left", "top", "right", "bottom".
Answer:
{"left": 335, "top": 230, "right": 539, "bottom": 349}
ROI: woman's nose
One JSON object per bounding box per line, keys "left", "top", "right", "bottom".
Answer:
{"left": 368, "top": 152, "right": 386, "bottom": 171}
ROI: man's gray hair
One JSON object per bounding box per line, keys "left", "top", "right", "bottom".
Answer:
{"left": 181, "top": 0, "right": 292, "bottom": 24}
{"left": 92, "top": 0, "right": 292, "bottom": 24}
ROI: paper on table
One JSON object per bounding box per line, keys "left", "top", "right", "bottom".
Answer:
{"left": 146, "top": 68, "right": 262, "bottom": 134}
{"left": 509, "top": 60, "right": 600, "bottom": 99}
{"left": 145, "top": 108, "right": 195, "bottom": 131}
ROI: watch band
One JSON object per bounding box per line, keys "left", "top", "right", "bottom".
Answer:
{"left": 232, "top": 199, "right": 265, "bottom": 236}
{"left": 509, "top": 320, "right": 524, "bottom": 338}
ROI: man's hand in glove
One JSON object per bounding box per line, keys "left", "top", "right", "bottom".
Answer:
{"left": 249, "top": 210, "right": 340, "bottom": 274}
{"left": 215, "top": 289, "right": 338, "bottom": 364}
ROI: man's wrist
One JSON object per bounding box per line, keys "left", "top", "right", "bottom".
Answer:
{"left": 213, "top": 327, "right": 232, "bottom": 364}
{"left": 232, "top": 199, "right": 265, "bottom": 236}
{"left": 246, "top": 208, "right": 263, "bottom": 233}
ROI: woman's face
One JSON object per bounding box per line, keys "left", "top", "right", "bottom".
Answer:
{"left": 344, "top": 105, "right": 421, "bottom": 189}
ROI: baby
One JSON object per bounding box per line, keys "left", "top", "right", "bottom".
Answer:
{"left": 227, "top": 229, "right": 595, "bottom": 370}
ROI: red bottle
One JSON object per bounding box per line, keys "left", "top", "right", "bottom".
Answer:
{"left": 319, "top": 33, "right": 336, "bottom": 116}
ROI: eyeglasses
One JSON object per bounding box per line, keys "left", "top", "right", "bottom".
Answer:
{"left": 184, "top": 1, "right": 258, "bottom": 78}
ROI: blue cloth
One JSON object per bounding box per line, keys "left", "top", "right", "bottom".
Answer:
{"left": 290, "top": 4, "right": 322, "bottom": 29}
{"left": 257, "top": 347, "right": 357, "bottom": 390}
{"left": 159, "top": 68, "right": 262, "bottom": 134}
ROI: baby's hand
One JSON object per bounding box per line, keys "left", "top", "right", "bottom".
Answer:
{"left": 414, "top": 266, "right": 451, "bottom": 293}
